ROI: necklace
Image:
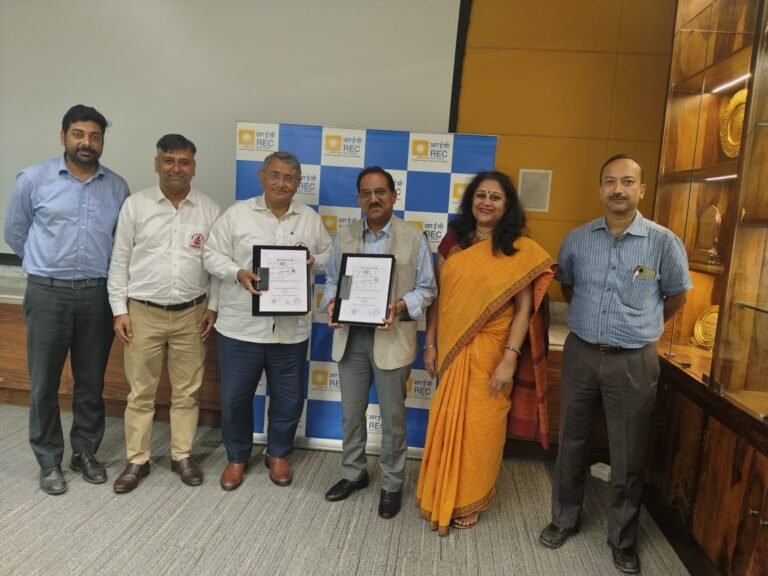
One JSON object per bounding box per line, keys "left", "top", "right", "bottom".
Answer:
{"left": 475, "top": 229, "right": 492, "bottom": 240}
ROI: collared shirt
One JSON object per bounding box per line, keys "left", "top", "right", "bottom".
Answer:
{"left": 4, "top": 155, "right": 129, "bottom": 279}
{"left": 321, "top": 218, "right": 437, "bottom": 320}
{"left": 107, "top": 186, "right": 221, "bottom": 316}
{"left": 203, "top": 195, "right": 332, "bottom": 344}
{"left": 557, "top": 212, "right": 693, "bottom": 348}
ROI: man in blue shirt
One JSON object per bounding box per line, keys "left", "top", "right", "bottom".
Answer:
{"left": 322, "top": 166, "right": 437, "bottom": 519}
{"left": 538, "top": 154, "right": 692, "bottom": 573}
{"left": 4, "top": 105, "right": 129, "bottom": 495}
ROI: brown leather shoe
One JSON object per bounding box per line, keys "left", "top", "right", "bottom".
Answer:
{"left": 171, "top": 457, "right": 203, "bottom": 486}
{"left": 220, "top": 462, "right": 247, "bottom": 491}
{"left": 113, "top": 462, "right": 150, "bottom": 494}
{"left": 265, "top": 455, "right": 292, "bottom": 486}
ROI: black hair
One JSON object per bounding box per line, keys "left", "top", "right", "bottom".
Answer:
{"left": 61, "top": 104, "right": 108, "bottom": 134}
{"left": 599, "top": 153, "right": 645, "bottom": 184}
{"left": 449, "top": 170, "right": 526, "bottom": 256}
{"left": 356, "top": 166, "right": 395, "bottom": 192}
{"left": 156, "top": 134, "right": 197, "bottom": 154}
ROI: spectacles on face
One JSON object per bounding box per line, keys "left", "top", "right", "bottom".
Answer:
{"left": 474, "top": 190, "right": 505, "bottom": 203}
{"left": 267, "top": 171, "right": 297, "bottom": 186}
{"left": 358, "top": 188, "right": 391, "bottom": 200}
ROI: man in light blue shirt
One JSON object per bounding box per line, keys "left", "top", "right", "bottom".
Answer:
{"left": 322, "top": 166, "right": 436, "bottom": 520}
{"left": 539, "top": 154, "right": 692, "bottom": 574}
{"left": 4, "top": 104, "right": 129, "bottom": 495}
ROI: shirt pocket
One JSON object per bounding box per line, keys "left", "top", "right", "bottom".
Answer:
{"left": 619, "top": 277, "right": 657, "bottom": 310}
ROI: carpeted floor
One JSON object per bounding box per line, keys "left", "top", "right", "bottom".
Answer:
{"left": 0, "top": 404, "right": 688, "bottom": 575}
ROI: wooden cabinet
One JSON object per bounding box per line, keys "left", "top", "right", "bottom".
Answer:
{"left": 0, "top": 302, "right": 221, "bottom": 425}
{"left": 647, "top": 366, "right": 707, "bottom": 529}
{"left": 692, "top": 418, "right": 768, "bottom": 576}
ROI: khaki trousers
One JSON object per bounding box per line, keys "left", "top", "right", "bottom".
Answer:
{"left": 123, "top": 299, "right": 207, "bottom": 463}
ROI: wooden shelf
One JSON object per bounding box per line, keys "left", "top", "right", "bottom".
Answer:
{"left": 661, "top": 160, "right": 739, "bottom": 182}
{"left": 724, "top": 390, "right": 768, "bottom": 420}
{"left": 672, "top": 44, "right": 753, "bottom": 93}
{"left": 689, "top": 261, "right": 725, "bottom": 275}
{"left": 735, "top": 300, "right": 768, "bottom": 314}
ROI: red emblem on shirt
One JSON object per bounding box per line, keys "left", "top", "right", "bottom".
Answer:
{"left": 190, "top": 233, "right": 205, "bottom": 249}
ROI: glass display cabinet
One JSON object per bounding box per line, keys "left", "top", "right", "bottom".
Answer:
{"left": 655, "top": 0, "right": 768, "bottom": 423}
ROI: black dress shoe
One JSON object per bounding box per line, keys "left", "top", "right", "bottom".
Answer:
{"left": 70, "top": 452, "right": 107, "bottom": 484}
{"left": 378, "top": 489, "right": 402, "bottom": 519}
{"left": 539, "top": 522, "right": 580, "bottom": 549}
{"left": 325, "top": 471, "right": 370, "bottom": 502}
{"left": 40, "top": 465, "right": 67, "bottom": 495}
{"left": 610, "top": 543, "right": 640, "bottom": 574}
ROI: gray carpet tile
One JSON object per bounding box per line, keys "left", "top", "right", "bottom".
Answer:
{"left": 0, "top": 404, "right": 689, "bottom": 575}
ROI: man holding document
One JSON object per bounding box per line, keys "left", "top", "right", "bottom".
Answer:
{"left": 322, "top": 166, "right": 437, "bottom": 519}
{"left": 204, "top": 151, "right": 331, "bottom": 490}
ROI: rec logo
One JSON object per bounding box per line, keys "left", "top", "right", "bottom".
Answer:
{"left": 412, "top": 140, "right": 429, "bottom": 157}
{"left": 238, "top": 129, "right": 255, "bottom": 147}
{"left": 322, "top": 215, "right": 338, "bottom": 233}
{"left": 311, "top": 370, "right": 329, "bottom": 389}
{"left": 325, "top": 135, "right": 342, "bottom": 153}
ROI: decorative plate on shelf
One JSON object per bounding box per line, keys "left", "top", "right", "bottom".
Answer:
{"left": 720, "top": 89, "right": 747, "bottom": 158}
{"left": 692, "top": 305, "right": 719, "bottom": 349}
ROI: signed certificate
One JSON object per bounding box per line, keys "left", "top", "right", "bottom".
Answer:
{"left": 332, "top": 254, "right": 395, "bottom": 326}
{"left": 252, "top": 245, "right": 310, "bottom": 316}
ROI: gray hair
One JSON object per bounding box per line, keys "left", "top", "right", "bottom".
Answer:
{"left": 263, "top": 151, "right": 301, "bottom": 177}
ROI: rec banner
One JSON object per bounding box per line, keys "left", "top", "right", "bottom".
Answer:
{"left": 235, "top": 121, "right": 497, "bottom": 454}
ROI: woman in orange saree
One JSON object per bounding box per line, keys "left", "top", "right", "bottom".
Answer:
{"left": 417, "top": 171, "right": 556, "bottom": 535}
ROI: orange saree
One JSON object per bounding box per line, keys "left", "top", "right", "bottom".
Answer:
{"left": 416, "top": 236, "right": 556, "bottom": 535}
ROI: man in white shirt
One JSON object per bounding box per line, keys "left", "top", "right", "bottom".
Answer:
{"left": 108, "top": 134, "right": 220, "bottom": 493}
{"left": 204, "top": 151, "right": 331, "bottom": 491}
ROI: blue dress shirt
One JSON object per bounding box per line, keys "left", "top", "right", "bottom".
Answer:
{"left": 557, "top": 212, "right": 693, "bottom": 348}
{"left": 4, "top": 156, "right": 129, "bottom": 279}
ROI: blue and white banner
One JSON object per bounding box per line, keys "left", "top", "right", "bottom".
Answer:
{"left": 235, "top": 121, "right": 497, "bottom": 453}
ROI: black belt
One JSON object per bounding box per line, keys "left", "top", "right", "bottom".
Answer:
{"left": 132, "top": 294, "right": 206, "bottom": 312}
{"left": 27, "top": 275, "right": 107, "bottom": 289}
{"left": 574, "top": 334, "right": 644, "bottom": 354}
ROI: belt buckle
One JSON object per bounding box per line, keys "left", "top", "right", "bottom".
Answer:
{"left": 598, "top": 344, "right": 612, "bottom": 354}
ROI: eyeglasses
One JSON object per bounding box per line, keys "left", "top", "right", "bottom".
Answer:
{"left": 474, "top": 190, "right": 505, "bottom": 203}
{"left": 358, "top": 188, "right": 391, "bottom": 199}
{"left": 266, "top": 171, "right": 297, "bottom": 186}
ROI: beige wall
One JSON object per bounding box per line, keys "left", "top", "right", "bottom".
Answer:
{"left": 456, "top": 0, "right": 675, "bottom": 300}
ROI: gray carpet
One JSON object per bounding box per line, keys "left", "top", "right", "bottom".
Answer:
{"left": 0, "top": 404, "right": 688, "bottom": 575}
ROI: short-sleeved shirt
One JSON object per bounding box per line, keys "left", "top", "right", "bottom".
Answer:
{"left": 557, "top": 212, "right": 692, "bottom": 348}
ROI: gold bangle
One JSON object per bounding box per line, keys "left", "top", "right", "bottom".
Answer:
{"left": 504, "top": 345, "right": 521, "bottom": 355}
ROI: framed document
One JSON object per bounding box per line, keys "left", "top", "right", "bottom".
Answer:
{"left": 252, "top": 245, "right": 310, "bottom": 316}
{"left": 332, "top": 253, "right": 396, "bottom": 326}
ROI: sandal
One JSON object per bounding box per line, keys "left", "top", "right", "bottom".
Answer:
{"left": 450, "top": 512, "right": 479, "bottom": 529}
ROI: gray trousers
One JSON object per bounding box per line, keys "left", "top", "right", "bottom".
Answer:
{"left": 551, "top": 333, "right": 659, "bottom": 549}
{"left": 24, "top": 281, "right": 114, "bottom": 469}
{"left": 337, "top": 326, "right": 410, "bottom": 492}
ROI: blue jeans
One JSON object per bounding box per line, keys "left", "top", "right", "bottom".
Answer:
{"left": 217, "top": 334, "right": 308, "bottom": 461}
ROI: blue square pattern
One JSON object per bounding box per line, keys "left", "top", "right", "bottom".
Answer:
{"left": 311, "top": 323, "right": 334, "bottom": 363}
{"left": 236, "top": 160, "right": 263, "bottom": 200}
{"left": 279, "top": 124, "right": 323, "bottom": 165}
{"left": 452, "top": 134, "right": 497, "bottom": 174}
{"left": 405, "top": 172, "right": 451, "bottom": 213}
{"left": 319, "top": 166, "right": 360, "bottom": 207}
{"left": 364, "top": 129, "right": 409, "bottom": 170}
{"left": 306, "top": 399, "right": 343, "bottom": 440}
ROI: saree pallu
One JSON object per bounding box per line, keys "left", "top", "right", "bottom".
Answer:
{"left": 416, "top": 236, "right": 556, "bottom": 535}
